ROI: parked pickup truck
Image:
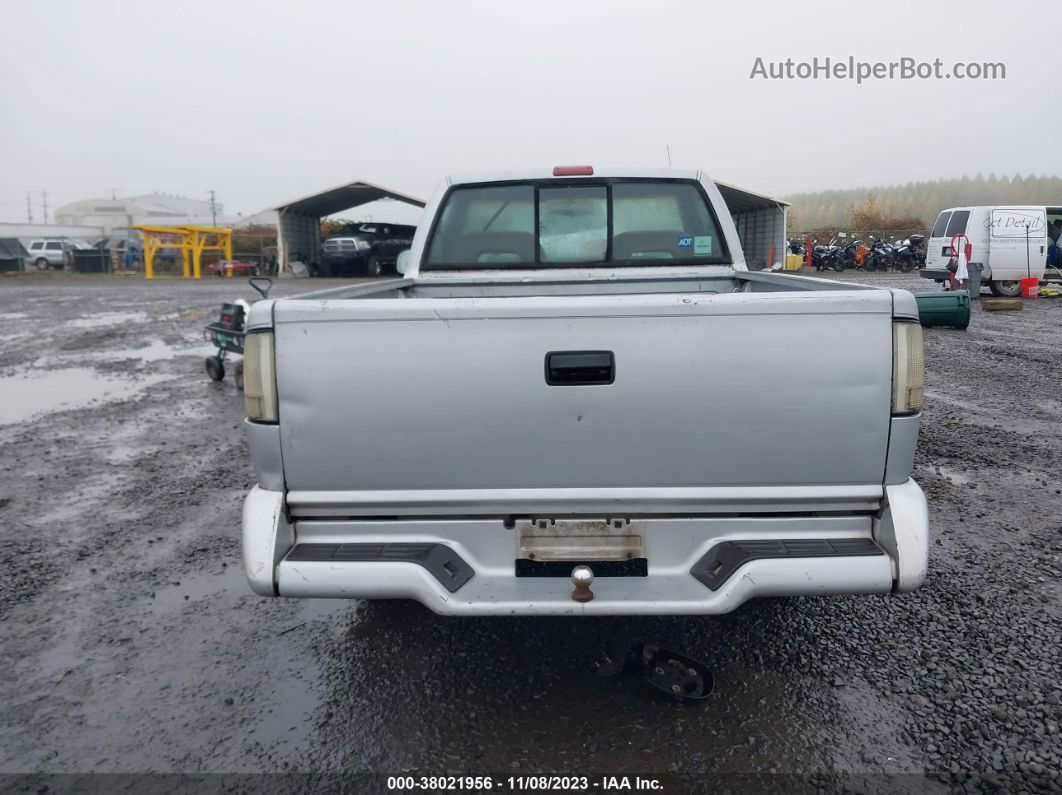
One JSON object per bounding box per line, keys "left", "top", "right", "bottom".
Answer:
{"left": 242, "top": 166, "right": 929, "bottom": 616}
{"left": 319, "top": 223, "right": 416, "bottom": 277}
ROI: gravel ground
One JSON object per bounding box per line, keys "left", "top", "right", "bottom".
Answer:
{"left": 0, "top": 270, "right": 1059, "bottom": 793}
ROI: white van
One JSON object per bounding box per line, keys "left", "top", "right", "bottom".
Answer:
{"left": 925, "top": 205, "right": 1062, "bottom": 296}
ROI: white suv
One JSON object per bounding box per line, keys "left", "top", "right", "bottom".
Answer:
{"left": 26, "top": 239, "right": 77, "bottom": 270}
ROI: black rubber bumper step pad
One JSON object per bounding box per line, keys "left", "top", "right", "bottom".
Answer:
{"left": 285, "top": 542, "right": 474, "bottom": 593}
{"left": 691, "top": 538, "right": 884, "bottom": 591}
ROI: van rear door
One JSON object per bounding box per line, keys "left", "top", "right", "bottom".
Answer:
{"left": 925, "top": 209, "right": 953, "bottom": 269}
{"left": 988, "top": 207, "right": 1048, "bottom": 279}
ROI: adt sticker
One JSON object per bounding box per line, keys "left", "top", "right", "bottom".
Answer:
{"left": 677, "top": 236, "right": 693, "bottom": 248}
{"left": 694, "top": 235, "right": 713, "bottom": 255}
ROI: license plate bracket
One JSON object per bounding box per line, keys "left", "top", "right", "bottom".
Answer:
{"left": 517, "top": 518, "right": 644, "bottom": 562}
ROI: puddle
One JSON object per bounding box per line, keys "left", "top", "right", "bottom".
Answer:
{"left": 253, "top": 671, "right": 319, "bottom": 752}
{"left": 925, "top": 389, "right": 1053, "bottom": 434}
{"left": 936, "top": 466, "right": 972, "bottom": 486}
{"left": 148, "top": 568, "right": 355, "bottom": 621}
{"left": 307, "top": 606, "right": 832, "bottom": 779}
{"left": 33, "top": 339, "right": 219, "bottom": 368}
{"left": 147, "top": 567, "right": 245, "bottom": 616}
{"left": 0, "top": 368, "right": 171, "bottom": 425}
{"left": 33, "top": 470, "right": 125, "bottom": 525}
{"left": 31, "top": 645, "right": 84, "bottom": 686}
{"left": 68, "top": 311, "right": 150, "bottom": 329}
{"left": 296, "top": 598, "right": 355, "bottom": 621}
{"left": 252, "top": 599, "right": 355, "bottom": 752}
{"left": 148, "top": 570, "right": 349, "bottom": 753}
{"left": 83, "top": 339, "right": 216, "bottom": 363}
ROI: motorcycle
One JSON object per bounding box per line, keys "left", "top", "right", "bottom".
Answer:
{"left": 863, "top": 237, "right": 896, "bottom": 272}
{"left": 810, "top": 238, "right": 845, "bottom": 272}
{"left": 837, "top": 238, "right": 863, "bottom": 270}
{"left": 892, "top": 234, "right": 925, "bottom": 272}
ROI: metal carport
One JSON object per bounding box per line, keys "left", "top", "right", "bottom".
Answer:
{"left": 715, "top": 181, "right": 789, "bottom": 270}
{"left": 275, "top": 180, "right": 426, "bottom": 274}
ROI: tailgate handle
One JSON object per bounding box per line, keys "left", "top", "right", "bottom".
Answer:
{"left": 545, "top": 351, "right": 615, "bottom": 385}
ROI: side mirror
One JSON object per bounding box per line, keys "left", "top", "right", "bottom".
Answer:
{"left": 396, "top": 249, "right": 411, "bottom": 275}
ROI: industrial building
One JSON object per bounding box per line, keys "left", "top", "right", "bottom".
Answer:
{"left": 53, "top": 193, "right": 233, "bottom": 237}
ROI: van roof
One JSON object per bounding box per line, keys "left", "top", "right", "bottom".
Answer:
{"left": 936, "top": 205, "right": 1048, "bottom": 212}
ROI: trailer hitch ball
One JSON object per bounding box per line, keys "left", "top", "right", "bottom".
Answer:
{"left": 571, "top": 565, "right": 594, "bottom": 603}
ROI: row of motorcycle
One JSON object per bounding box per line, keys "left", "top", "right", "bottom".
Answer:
{"left": 788, "top": 234, "right": 927, "bottom": 273}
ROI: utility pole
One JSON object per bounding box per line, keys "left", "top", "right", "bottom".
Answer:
{"left": 208, "top": 189, "right": 217, "bottom": 227}
{"left": 26, "top": 194, "right": 33, "bottom": 224}
{"left": 41, "top": 190, "right": 49, "bottom": 224}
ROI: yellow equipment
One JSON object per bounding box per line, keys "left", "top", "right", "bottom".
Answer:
{"left": 133, "top": 225, "right": 233, "bottom": 279}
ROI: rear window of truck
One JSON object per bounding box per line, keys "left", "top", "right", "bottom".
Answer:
{"left": 423, "top": 180, "right": 730, "bottom": 269}
{"left": 931, "top": 212, "right": 951, "bottom": 237}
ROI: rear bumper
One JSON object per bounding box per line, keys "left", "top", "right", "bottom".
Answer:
{"left": 321, "top": 254, "right": 366, "bottom": 266}
{"left": 920, "top": 268, "right": 950, "bottom": 283}
{"left": 241, "top": 479, "right": 929, "bottom": 615}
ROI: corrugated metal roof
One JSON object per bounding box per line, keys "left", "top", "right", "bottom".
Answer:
{"left": 276, "top": 180, "right": 426, "bottom": 218}
{"left": 714, "top": 181, "right": 790, "bottom": 213}
{"left": 0, "top": 238, "right": 29, "bottom": 259}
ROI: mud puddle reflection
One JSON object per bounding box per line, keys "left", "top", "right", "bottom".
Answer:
{"left": 35, "top": 339, "right": 218, "bottom": 367}
{"left": 146, "top": 571, "right": 356, "bottom": 754}
{"left": 300, "top": 602, "right": 830, "bottom": 780}
{"left": 67, "top": 311, "right": 149, "bottom": 329}
{"left": 0, "top": 368, "right": 171, "bottom": 425}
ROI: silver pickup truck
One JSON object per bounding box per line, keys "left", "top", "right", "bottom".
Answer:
{"left": 241, "top": 166, "right": 929, "bottom": 615}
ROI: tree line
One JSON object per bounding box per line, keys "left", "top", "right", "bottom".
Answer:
{"left": 783, "top": 173, "right": 1062, "bottom": 234}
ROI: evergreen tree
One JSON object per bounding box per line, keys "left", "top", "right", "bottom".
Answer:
{"left": 783, "top": 174, "right": 1062, "bottom": 232}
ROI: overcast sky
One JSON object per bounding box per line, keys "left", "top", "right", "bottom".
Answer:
{"left": 2, "top": 0, "right": 1059, "bottom": 224}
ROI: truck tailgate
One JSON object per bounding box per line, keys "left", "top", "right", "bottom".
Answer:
{"left": 273, "top": 290, "right": 894, "bottom": 514}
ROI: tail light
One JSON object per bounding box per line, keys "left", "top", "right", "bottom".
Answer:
{"left": 244, "top": 331, "right": 278, "bottom": 423}
{"left": 892, "top": 322, "right": 925, "bottom": 414}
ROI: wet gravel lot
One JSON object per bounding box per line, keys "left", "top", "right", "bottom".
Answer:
{"left": 0, "top": 271, "right": 1059, "bottom": 793}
